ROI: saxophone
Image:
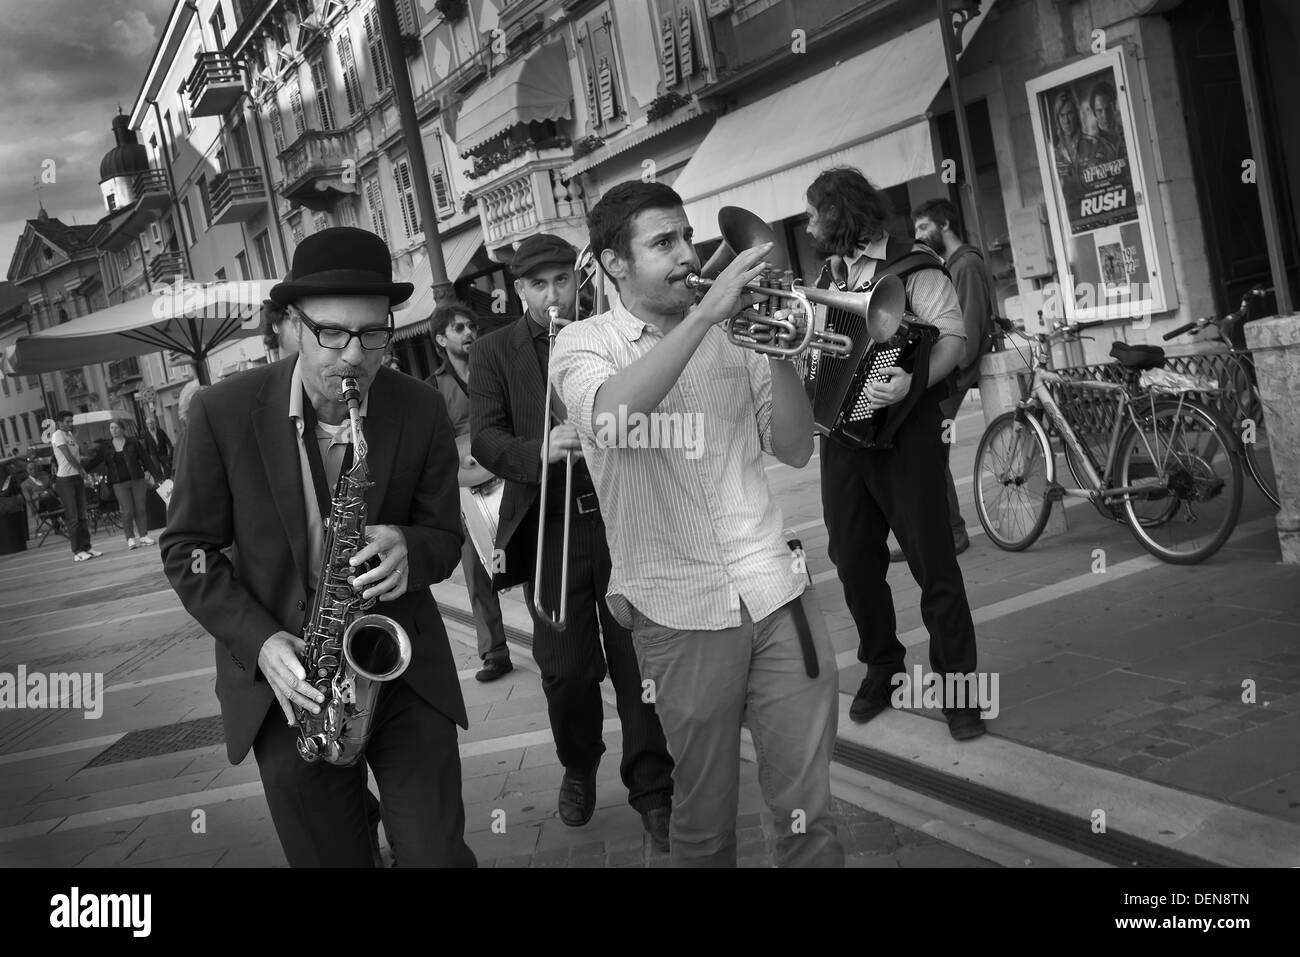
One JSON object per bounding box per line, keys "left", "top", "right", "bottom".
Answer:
{"left": 295, "top": 376, "right": 412, "bottom": 766}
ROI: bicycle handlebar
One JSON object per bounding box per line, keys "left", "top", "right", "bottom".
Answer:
{"left": 1162, "top": 321, "right": 1199, "bottom": 341}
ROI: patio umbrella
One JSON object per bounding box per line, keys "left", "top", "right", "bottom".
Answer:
{"left": 4, "top": 280, "right": 267, "bottom": 385}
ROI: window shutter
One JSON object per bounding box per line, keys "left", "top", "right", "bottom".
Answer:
{"left": 431, "top": 168, "right": 451, "bottom": 211}
{"left": 428, "top": 130, "right": 453, "bottom": 213}
{"left": 267, "top": 101, "right": 285, "bottom": 154}
{"left": 310, "top": 58, "right": 335, "bottom": 129}
{"left": 577, "top": 24, "right": 600, "bottom": 129}
{"left": 396, "top": 0, "right": 418, "bottom": 35}
{"left": 660, "top": 12, "right": 678, "bottom": 88}
{"left": 597, "top": 58, "right": 616, "bottom": 122}
{"left": 336, "top": 32, "right": 363, "bottom": 116}
{"left": 677, "top": 5, "right": 695, "bottom": 78}
{"left": 365, "top": 177, "right": 388, "bottom": 241}
{"left": 364, "top": 6, "right": 392, "bottom": 93}
{"left": 394, "top": 159, "right": 420, "bottom": 238}
{"left": 288, "top": 77, "right": 307, "bottom": 138}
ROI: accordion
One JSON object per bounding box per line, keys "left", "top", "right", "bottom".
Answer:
{"left": 806, "top": 294, "right": 938, "bottom": 451}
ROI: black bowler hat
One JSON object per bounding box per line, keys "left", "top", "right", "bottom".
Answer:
{"left": 511, "top": 233, "right": 577, "bottom": 278}
{"left": 269, "top": 226, "right": 414, "bottom": 306}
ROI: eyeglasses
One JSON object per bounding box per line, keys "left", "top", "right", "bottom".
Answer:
{"left": 292, "top": 305, "right": 394, "bottom": 351}
{"left": 448, "top": 319, "right": 478, "bottom": 334}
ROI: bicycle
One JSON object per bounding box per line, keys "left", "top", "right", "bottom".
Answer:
{"left": 1161, "top": 285, "right": 1280, "bottom": 509}
{"left": 973, "top": 319, "right": 1244, "bottom": 564}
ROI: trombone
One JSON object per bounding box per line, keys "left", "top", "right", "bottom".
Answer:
{"left": 685, "top": 206, "right": 904, "bottom": 355}
{"left": 525, "top": 243, "right": 601, "bottom": 632}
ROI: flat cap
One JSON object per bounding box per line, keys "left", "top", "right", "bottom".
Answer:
{"left": 511, "top": 233, "right": 577, "bottom": 278}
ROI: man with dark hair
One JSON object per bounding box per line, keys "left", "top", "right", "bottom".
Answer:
{"left": 469, "top": 233, "right": 674, "bottom": 849}
{"left": 551, "top": 180, "right": 844, "bottom": 867}
{"left": 426, "top": 302, "right": 512, "bottom": 682}
{"left": 909, "top": 196, "right": 998, "bottom": 558}
{"left": 1089, "top": 81, "right": 1125, "bottom": 159}
{"left": 50, "top": 410, "right": 99, "bottom": 562}
{"left": 806, "top": 167, "right": 985, "bottom": 741}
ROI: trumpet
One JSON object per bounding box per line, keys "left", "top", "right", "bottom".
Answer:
{"left": 684, "top": 206, "right": 899, "bottom": 356}
{"left": 525, "top": 243, "right": 602, "bottom": 632}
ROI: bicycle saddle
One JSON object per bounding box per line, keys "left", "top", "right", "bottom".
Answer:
{"left": 1109, "top": 341, "right": 1166, "bottom": 370}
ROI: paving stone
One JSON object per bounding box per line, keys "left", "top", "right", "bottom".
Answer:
{"left": 606, "top": 846, "right": 644, "bottom": 867}
{"left": 847, "top": 852, "right": 901, "bottom": 868}
{"left": 1151, "top": 724, "right": 1222, "bottom": 747}
{"left": 1117, "top": 754, "right": 1162, "bottom": 774}
{"left": 1142, "top": 740, "right": 1193, "bottom": 760}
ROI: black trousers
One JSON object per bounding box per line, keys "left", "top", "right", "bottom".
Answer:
{"left": 252, "top": 678, "right": 476, "bottom": 867}
{"left": 54, "top": 476, "right": 91, "bottom": 554}
{"left": 820, "top": 389, "right": 979, "bottom": 686}
{"left": 532, "top": 511, "right": 674, "bottom": 813}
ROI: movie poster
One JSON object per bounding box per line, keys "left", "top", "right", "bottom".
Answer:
{"left": 1027, "top": 51, "right": 1174, "bottom": 321}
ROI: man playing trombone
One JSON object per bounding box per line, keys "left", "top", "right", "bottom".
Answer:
{"left": 468, "top": 233, "right": 674, "bottom": 850}
{"left": 549, "top": 182, "right": 844, "bottom": 868}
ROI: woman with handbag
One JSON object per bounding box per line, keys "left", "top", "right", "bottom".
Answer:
{"left": 105, "top": 420, "right": 156, "bottom": 548}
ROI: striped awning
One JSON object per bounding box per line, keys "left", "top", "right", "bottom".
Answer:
{"left": 393, "top": 224, "right": 485, "bottom": 340}
{"left": 454, "top": 40, "right": 573, "bottom": 154}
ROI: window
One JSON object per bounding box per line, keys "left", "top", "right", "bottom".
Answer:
{"left": 363, "top": 5, "right": 392, "bottom": 94}
{"left": 267, "top": 101, "right": 286, "bottom": 154}
{"left": 235, "top": 250, "right": 251, "bottom": 280}
{"left": 149, "top": 133, "right": 160, "bottom": 165}
{"left": 165, "top": 112, "right": 178, "bottom": 159}
{"left": 336, "top": 32, "right": 364, "bottom": 118}
{"left": 253, "top": 230, "right": 276, "bottom": 279}
{"left": 576, "top": 13, "right": 625, "bottom": 129}
{"left": 312, "top": 210, "right": 330, "bottom": 233}
{"left": 287, "top": 75, "right": 307, "bottom": 139}
{"left": 655, "top": 0, "right": 697, "bottom": 89}
{"left": 214, "top": 266, "right": 227, "bottom": 282}
{"left": 196, "top": 176, "right": 212, "bottom": 228}
{"left": 1, "top": 419, "right": 8, "bottom": 443}
{"left": 210, "top": 4, "right": 226, "bottom": 48}
{"left": 289, "top": 213, "right": 305, "bottom": 246}
{"left": 26, "top": 376, "right": 38, "bottom": 390}
{"left": 429, "top": 129, "right": 454, "bottom": 214}
{"left": 150, "top": 222, "right": 162, "bottom": 245}
{"left": 107, "top": 194, "right": 118, "bottom": 211}
{"left": 392, "top": 158, "right": 420, "bottom": 239}
{"left": 338, "top": 199, "right": 358, "bottom": 227}
{"left": 363, "top": 176, "right": 388, "bottom": 241}
{"left": 14, "top": 377, "right": 22, "bottom": 392}
{"left": 310, "top": 57, "right": 336, "bottom": 130}
{"left": 395, "top": 0, "right": 418, "bottom": 35}
{"left": 117, "top": 247, "right": 132, "bottom": 272}
{"left": 22, "top": 414, "right": 33, "bottom": 441}
{"left": 180, "top": 197, "right": 196, "bottom": 247}
{"left": 178, "top": 83, "right": 193, "bottom": 136}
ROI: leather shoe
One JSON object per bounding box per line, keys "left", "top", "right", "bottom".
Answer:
{"left": 889, "top": 545, "right": 907, "bottom": 563}
{"left": 849, "top": 674, "right": 895, "bottom": 724}
{"left": 475, "top": 657, "right": 513, "bottom": 682}
{"left": 641, "top": 805, "right": 670, "bottom": 853}
{"left": 558, "top": 765, "right": 597, "bottom": 826}
{"left": 944, "top": 707, "right": 987, "bottom": 741}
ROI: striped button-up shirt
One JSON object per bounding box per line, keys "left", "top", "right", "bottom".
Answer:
{"left": 549, "top": 300, "right": 805, "bottom": 631}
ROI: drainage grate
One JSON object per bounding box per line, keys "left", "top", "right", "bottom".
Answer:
{"left": 832, "top": 738, "right": 1220, "bottom": 868}
{"left": 85, "top": 714, "right": 226, "bottom": 768}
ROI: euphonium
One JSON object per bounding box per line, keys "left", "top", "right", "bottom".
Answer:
{"left": 295, "top": 376, "right": 412, "bottom": 766}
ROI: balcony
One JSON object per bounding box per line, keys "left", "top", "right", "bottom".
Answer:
{"left": 147, "top": 251, "right": 187, "bottom": 286}
{"left": 476, "top": 152, "right": 588, "bottom": 255}
{"left": 133, "top": 169, "right": 171, "bottom": 216}
{"left": 188, "top": 51, "right": 244, "bottom": 117}
{"left": 211, "top": 167, "right": 268, "bottom": 225}
{"left": 279, "top": 130, "right": 358, "bottom": 212}
{"left": 108, "top": 356, "right": 143, "bottom": 390}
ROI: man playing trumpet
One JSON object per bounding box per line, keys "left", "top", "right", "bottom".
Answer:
{"left": 549, "top": 182, "right": 844, "bottom": 867}
{"left": 469, "top": 233, "right": 674, "bottom": 849}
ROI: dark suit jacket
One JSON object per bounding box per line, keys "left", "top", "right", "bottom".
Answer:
{"left": 160, "top": 358, "right": 468, "bottom": 763}
{"left": 468, "top": 317, "right": 547, "bottom": 590}
{"left": 140, "top": 426, "right": 174, "bottom": 478}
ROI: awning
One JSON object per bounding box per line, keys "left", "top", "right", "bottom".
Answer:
{"left": 561, "top": 102, "right": 715, "bottom": 179}
{"left": 454, "top": 40, "right": 573, "bottom": 154}
{"left": 393, "top": 225, "right": 485, "bottom": 340}
{"left": 672, "top": 5, "right": 996, "bottom": 240}
{"left": 5, "top": 281, "right": 265, "bottom": 384}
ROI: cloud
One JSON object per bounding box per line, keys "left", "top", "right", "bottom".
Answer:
{"left": 0, "top": 0, "right": 175, "bottom": 276}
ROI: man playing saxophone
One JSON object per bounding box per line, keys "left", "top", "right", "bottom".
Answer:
{"left": 161, "top": 227, "right": 475, "bottom": 867}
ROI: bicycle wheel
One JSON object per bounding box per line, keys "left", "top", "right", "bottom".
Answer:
{"left": 1240, "top": 384, "right": 1281, "bottom": 509}
{"left": 1117, "top": 399, "right": 1243, "bottom": 564}
{"left": 974, "top": 411, "right": 1055, "bottom": 551}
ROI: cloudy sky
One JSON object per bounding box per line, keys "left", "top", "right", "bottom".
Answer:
{"left": 0, "top": 0, "right": 175, "bottom": 274}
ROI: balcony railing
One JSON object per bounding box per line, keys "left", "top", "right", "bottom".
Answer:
{"left": 133, "top": 168, "right": 170, "bottom": 215}
{"left": 211, "top": 167, "right": 268, "bottom": 225}
{"left": 478, "top": 159, "right": 587, "bottom": 247}
{"left": 147, "top": 251, "right": 187, "bottom": 285}
{"left": 279, "top": 129, "right": 358, "bottom": 211}
{"left": 108, "top": 356, "right": 143, "bottom": 389}
{"left": 188, "top": 51, "right": 244, "bottom": 117}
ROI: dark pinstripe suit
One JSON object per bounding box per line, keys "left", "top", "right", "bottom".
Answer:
{"left": 469, "top": 315, "right": 673, "bottom": 812}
